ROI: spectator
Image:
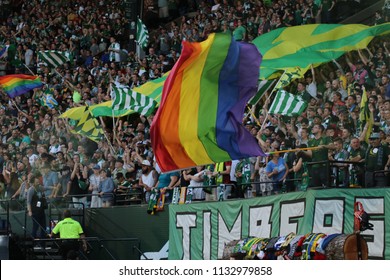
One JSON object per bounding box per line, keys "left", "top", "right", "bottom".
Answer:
{"left": 88, "top": 164, "right": 102, "bottom": 208}
{"left": 303, "top": 124, "right": 334, "bottom": 188}
{"left": 265, "top": 152, "right": 288, "bottom": 195}
{"left": 98, "top": 169, "right": 115, "bottom": 207}
{"left": 26, "top": 174, "right": 47, "bottom": 247}
{"left": 364, "top": 132, "right": 390, "bottom": 188}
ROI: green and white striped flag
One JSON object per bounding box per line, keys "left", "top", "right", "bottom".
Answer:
{"left": 38, "top": 51, "right": 71, "bottom": 68}
{"left": 248, "top": 80, "right": 274, "bottom": 106}
{"left": 269, "top": 90, "right": 308, "bottom": 116}
{"left": 136, "top": 18, "right": 149, "bottom": 49}
{"left": 111, "top": 85, "right": 157, "bottom": 116}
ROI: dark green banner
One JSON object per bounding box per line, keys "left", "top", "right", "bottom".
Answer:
{"left": 169, "top": 188, "right": 390, "bottom": 260}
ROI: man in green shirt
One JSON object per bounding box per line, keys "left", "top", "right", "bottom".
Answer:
{"left": 235, "top": 158, "right": 252, "bottom": 198}
{"left": 304, "top": 124, "right": 334, "bottom": 188}
{"left": 364, "top": 132, "right": 390, "bottom": 188}
{"left": 347, "top": 137, "right": 366, "bottom": 187}
{"left": 233, "top": 20, "right": 246, "bottom": 41}
{"left": 50, "top": 209, "right": 87, "bottom": 259}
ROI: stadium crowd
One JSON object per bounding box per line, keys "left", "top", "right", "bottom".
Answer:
{"left": 0, "top": 0, "right": 389, "bottom": 210}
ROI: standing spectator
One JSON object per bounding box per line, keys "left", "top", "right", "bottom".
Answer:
{"left": 320, "top": 0, "right": 335, "bottom": 23}
{"left": 292, "top": 144, "right": 311, "bottom": 191}
{"left": 303, "top": 124, "right": 334, "bottom": 188}
{"left": 158, "top": 0, "right": 170, "bottom": 22}
{"left": 41, "top": 163, "right": 60, "bottom": 199}
{"left": 138, "top": 160, "right": 158, "bottom": 203}
{"left": 64, "top": 154, "right": 88, "bottom": 209}
{"left": 98, "top": 169, "right": 115, "bottom": 207}
{"left": 88, "top": 164, "right": 102, "bottom": 208}
{"left": 183, "top": 166, "right": 205, "bottom": 201}
{"left": 347, "top": 137, "right": 366, "bottom": 187}
{"left": 108, "top": 36, "right": 121, "bottom": 63}
{"left": 329, "top": 137, "right": 349, "bottom": 187}
{"left": 233, "top": 19, "right": 246, "bottom": 41}
{"left": 346, "top": 57, "right": 368, "bottom": 86}
{"left": 364, "top": 132, "right": 390, "bottom": 188}
{"left": 265, "top": 152, "right": 288, "bottom": 195}
{"left": 235, "top": 158, "right": 252, "bottom": 198}
{"left": 155, "top": 170, "right": 179, "bottom": 204}
{"left": 213, "top": 161, "right": 232, "bottom": 200}
{"left": 26, "top": 174, "right": 47, "bottom": 247}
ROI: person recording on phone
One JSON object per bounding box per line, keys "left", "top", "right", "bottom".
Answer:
{"left": 63, "top": 153, "right": 88, "bottom": 209}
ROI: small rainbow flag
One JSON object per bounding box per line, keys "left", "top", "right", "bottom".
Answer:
{"left": 0, "top": 74, "right": 43, "bottom": 98}
{"left": 151, "top": 33, "right": 266, "bottom": 172}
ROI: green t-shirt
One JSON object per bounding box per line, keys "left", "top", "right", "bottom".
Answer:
{"left": 365, "top": 145, "right": 390, "bottom": 171}
{"left": 308, "top": 136, "right": 332, "bottom": 167}
{"left": 235, "top": 158, "right": 251, "bottom": 187}
{"left": 348, "top": 147, "right": 366, "bottom": 161}
{"left": 233, "top": 25, "right": 246, "bottom": 41}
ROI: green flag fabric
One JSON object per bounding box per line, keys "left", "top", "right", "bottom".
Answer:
{"left": 111, "top": 85, "right": 157, "bottom": 116}
{"left": 38, "top": 51, "right": 71, "bottom": 68}
{"left": 273, "top": 67, "right": 305, "bottom": 92}
{"left": 137, "top": 18, "right": 149, "bottom": 49}
{"left": 359, "top": 87, "right": 373, "bottom": 143}
{"left": 269, "top": 90, "right": 308, "bottom": 116}
{"left": 72, "top": 107, "right": 104, "bottom": 142}
{"left": 253, "top": 23, "right": 390, "bottom": 79}
{"left": 248, "top": 80, "right": 274, "bottom": 106}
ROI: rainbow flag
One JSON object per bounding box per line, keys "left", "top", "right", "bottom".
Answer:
{"left": 0, "top": 74, "right": 43, "bottom": 98}
{"left": 151, "top": 33, "right": 266, "bottom": 172}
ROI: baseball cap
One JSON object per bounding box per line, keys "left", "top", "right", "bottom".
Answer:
{"left": 369, "top": 132, "right": 380, "bottom": 139}
{"left": 141, "top": 160, "right": 151, "bottom": 166}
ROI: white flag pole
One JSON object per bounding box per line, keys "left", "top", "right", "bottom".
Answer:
{"left": 260, "top": 70, "right": 286, "bottom": 131}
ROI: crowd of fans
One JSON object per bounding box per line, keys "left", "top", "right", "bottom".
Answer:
{"left": 0, "top": 0, "right": 389, "bottom": 211}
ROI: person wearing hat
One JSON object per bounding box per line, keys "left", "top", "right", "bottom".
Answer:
{"left": 364, "top": 132, "right": 390, "bottom": 188}
{"left": 114, "top": 172, "right": 132, "bottom": 205}
{"left": 138, "top": 159, "right": 158, "bottom": 203}
{"left": 346, "top": 56, "right": 368, "bottom": 86}
{"left": 112, "top": 158, "right": 126, "bottom": 186}
{"left": 93, "top": 149, "right": 105, "bottom": 168}
{"left": 89, "top": 165, "right": 102, "bottom": 208}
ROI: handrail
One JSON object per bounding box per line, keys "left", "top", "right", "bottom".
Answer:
{"left": 2, "top": 159, "right": 388, "bottom": 210}
{"left": 30, "top": 236, "right": 141, "bottom": 260}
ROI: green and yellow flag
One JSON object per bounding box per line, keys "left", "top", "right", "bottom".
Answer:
{"left": 359, "top": 87, "right": 373, "bottom": 143}
{"left": 253, "top": 23, "right": 390, "bottom": 79}
{"left": 71, "top": 106, "right": 104, "bottom": 142}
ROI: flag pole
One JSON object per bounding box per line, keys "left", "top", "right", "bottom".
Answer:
{"left": 23, "top": 63, "right": 36, "bottom": 76}
{"left": 108, "top": 74, "right": 117, "bottom": 143}
{"left": 267, "top": 146, "right": 321, "bottom": 155}
{"left": 250, "top": 79, "right": 276, "bottom": 108}
{"left": 259, "top": 70, "right": 286, "bottom": 131}
{"left": 246, "top": 79, "right": 275, "bottom": 128}
{"left": 101, "top": 124, "right": 117, "bottom": 156}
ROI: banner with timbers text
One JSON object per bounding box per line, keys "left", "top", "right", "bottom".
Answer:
{"left": 168, "top": 188, "right": 390, "bottom": 260}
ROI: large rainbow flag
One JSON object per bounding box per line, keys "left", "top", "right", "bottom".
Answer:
{"left": 151, "top": 33, "right": 266, "bottom": 172}
{"left": 0, "top": 74, "right": 43, "bottom": 98}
